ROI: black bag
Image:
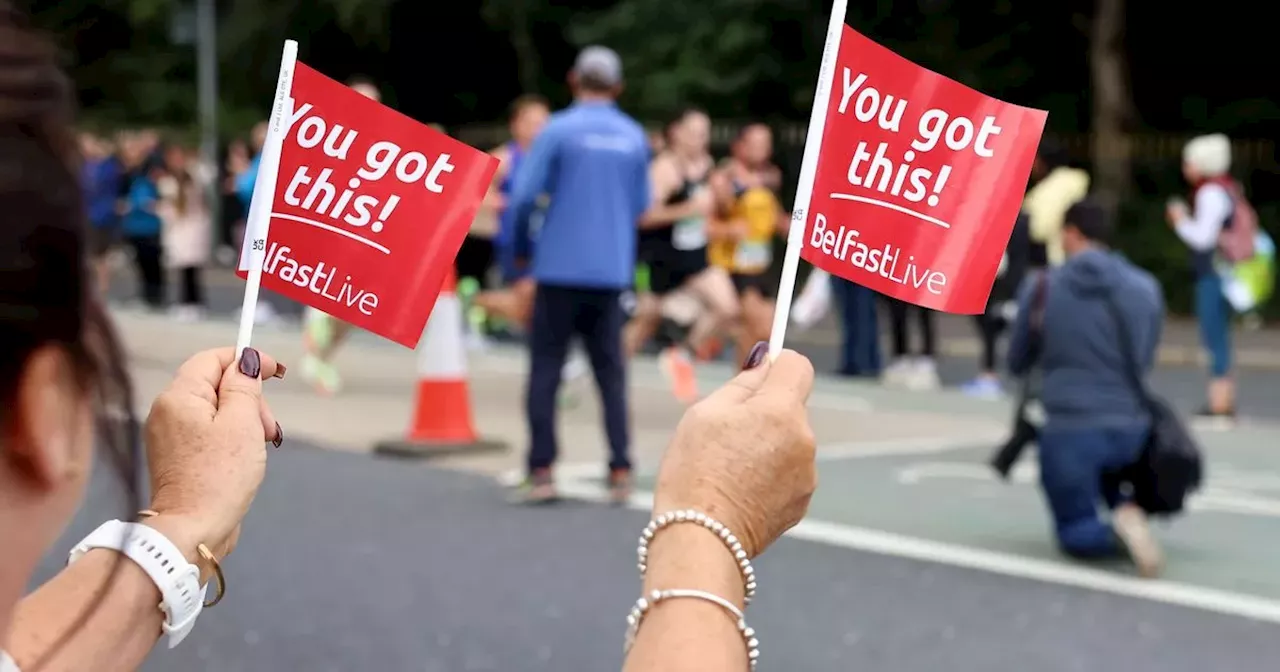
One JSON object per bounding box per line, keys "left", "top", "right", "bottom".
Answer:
{"left": 990, "top": 271, "right": 1048, "bottom": 478}
{"left": 1102, "top": 294, "right": 1204, "bottom": 516}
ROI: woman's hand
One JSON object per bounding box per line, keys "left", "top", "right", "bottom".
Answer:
{"left": 651, "top": 345, "right": 817, "bottom": 558}
{"left": 144, "top": 348, "right": 284, "bottom": 560}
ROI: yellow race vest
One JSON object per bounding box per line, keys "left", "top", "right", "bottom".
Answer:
{"left": 709, "top": 186, "right": 781, "bottom": 274}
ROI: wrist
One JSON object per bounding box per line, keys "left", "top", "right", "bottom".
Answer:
{"left": 642, "top": 524, "right": 745, "bottom": 610}
{"left": 138, "top": 514, "right": 217, "bottom": 584}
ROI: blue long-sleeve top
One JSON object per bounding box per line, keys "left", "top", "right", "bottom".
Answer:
{"left": 507, "top": 100, "right": 650, "bottom": 289}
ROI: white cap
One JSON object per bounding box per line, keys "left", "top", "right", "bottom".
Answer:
{"left": 572, "top": 46, "right": 623, "bottom": 87}
{"left": 1183, "top": 134, "right": 1231, "bottom": 177}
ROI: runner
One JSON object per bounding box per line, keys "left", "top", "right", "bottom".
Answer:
{"left": 628, "top": 108, "right": 738, "bottom": 402}
{"left": 299, "top": 76, "right": 381, "bottom": 395}
{"left": 472, "top": 95, "right": 549, "bottom": 329}
{"left": 708, "top": 122, "right": 788, "bottom": 362}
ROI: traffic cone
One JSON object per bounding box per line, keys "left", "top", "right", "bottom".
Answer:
{"left": 374, "top": 269, "right": 507, "bottom": 459}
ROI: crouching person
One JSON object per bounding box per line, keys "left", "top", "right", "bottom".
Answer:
{"left": 1007, "top": 199, "right": 1166, "bottom": 577}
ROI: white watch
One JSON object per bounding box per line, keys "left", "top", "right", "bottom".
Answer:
{"left": 68, "top": 520, "right": 207, "bottom": 648}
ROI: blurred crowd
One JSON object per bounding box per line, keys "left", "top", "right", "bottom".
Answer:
{"left": 80, "top": 82, "right": 1269, "bottom": 428}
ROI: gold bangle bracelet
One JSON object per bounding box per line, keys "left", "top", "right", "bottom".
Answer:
{"left": 136, "top": 510, "right": 226, "bottom": 607}
{"left": 196, "top": 544, "right": 226, "bottom": 607}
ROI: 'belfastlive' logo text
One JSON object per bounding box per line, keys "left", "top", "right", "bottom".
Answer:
{"left": 808, "top": 213, "right": 947, "bottom": 296}
{"left": 263, "top": 242, "right": 378, "bottom": 315}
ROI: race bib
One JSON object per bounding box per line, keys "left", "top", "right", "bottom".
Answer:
{"left": 734, "top": 241, "right": 771, "bottom": 269}
{"left": 672, "top": 217, "right": 707, "bottom": 251}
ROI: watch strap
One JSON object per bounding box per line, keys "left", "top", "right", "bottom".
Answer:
{"left": 68, "top": 520, "right": 206, "bottom": 647}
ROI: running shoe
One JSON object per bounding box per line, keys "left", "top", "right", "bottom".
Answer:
{"left": 659, "top": 346, "right": 698, "bottom": 403}
{"left": 607, "top": 468, "right": 632, "bottom": 506}
{"left": 510, "top": 469, "right": 558, "bottom": 504}
{"left": 300, "top": 353, "right": 342, "bottom": 396}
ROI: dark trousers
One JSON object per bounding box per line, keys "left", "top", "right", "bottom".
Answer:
{"left": 1037, "top": 423, "right": 1148, "bottom": 557}
{"left": 886, "top": 297, "right": 936, "bottom": 358}
{"left": 178, "top": 266, "right": 204, "bottom": 306}
{"left": 526, "top": 284, "right": 630, "bottom": 474}
{"left": 128, "top": 235, "right": 165, "bottom": 308}
{"left": 973, "top": 313, "right": 1007, "bottom": 372}
{"left": 832, "top": 278, "right": 881, "bottom": 376}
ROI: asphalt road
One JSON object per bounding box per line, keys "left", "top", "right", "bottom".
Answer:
{"left": 32, "top": 443, "right": 1280, "bottom": 671}
{"left": 107, "top": 271, "right": 1280, "bottom": 421}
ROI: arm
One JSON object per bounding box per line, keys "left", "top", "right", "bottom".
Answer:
{"left": 8, "top": 516, "right": 209, "bottom": 672}
{"left": 631, "top": 142, "right": 652, "bottom": 226}
{"left": 621, "top": 525, "right": 748, "bottom": 672}
{"left": 508, "top": 125, "right": 558, "bottom": 258}
{"left": 1006, "top": 275, "right": 1039, "bottom": 376}
{"left": 235, "top": 159, "right": 258, "bottom": 208}
{"left": 480, "top": 145, "right": 511, "bottom": 214}
{"left": 704, "top": 171, "right": 742, "bottom": 242}
{"left": 1174, "top": 184, "right": 1233, "bottom": 252}
{"left": 639, "top": 157, "right": 698, "bottom": 229}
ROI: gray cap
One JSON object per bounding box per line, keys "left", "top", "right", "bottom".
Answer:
{"left": 572, "top": 45, "right": 623, "bottom": 87}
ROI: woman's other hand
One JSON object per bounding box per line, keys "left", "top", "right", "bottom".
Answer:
{"left": 144, "top": 348, "right": 284, "bottom": 559}
{"left": 651, "top": 345, "right": 817, "bottom": 558}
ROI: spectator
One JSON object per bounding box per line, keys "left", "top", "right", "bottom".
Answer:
{"left": 879, "top": 299, "right": 939, "bottom": 390}
{"left": 962, "top": 212, "right": 1032, "bottom": 398}
{"left": 1023, "top": 137, "right": 1089, "bottom": 267}
{"left": 121, "top": 152, "right": 166, "bottom": 309}
{"left": 157, "top": 143, "right": 211, "bottom": 321}
{"left": 831, "top": 278, "right": 881, "bottom": 378}
{"left": 507, "top": 46, "right": 649, "bottom": 504}
{"left": 1007, "top": 199, "right": 1165, "bottom": 577}
{"left": 79, "top": 131, "right": 122, "bottom": 295}
{"left": 0, "top": 11, "right": 284, "bottom": 668}
{"left": 1168, "top": 134, "right": 1243, "bottom": 426}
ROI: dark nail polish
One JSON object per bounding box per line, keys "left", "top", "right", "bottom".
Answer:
{"left": 272, "top": 423, "right": 283, "bottom": 448}
{"left": 238, "top": 348, "right": 262, "bottom": 379}
{"left": 742, "top": 341, "right": 768, "bottom": 370}
{"left": 273, "top": 363, "right": 287, "bottom": 380}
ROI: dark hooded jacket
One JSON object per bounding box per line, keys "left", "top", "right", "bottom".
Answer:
{"left": 1008, "top": 248, "right": 1164, "bottom": 428}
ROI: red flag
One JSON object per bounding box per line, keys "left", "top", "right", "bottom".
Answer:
{"left": 237, "top": 62, "right": 499, "bottom": 347}
{"left": 800, "top": 26, "right": 1047, "bottom": 314}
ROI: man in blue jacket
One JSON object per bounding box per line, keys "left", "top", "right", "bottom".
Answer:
{"left": 1007, "top": 199, "right": 1166, "bottom": 577}
{"left": 507, "top": 46, "right": 650, "bottom": 503}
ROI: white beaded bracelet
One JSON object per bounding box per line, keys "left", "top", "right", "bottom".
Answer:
{"left": 624, "top": 588, "right": 760, "bottom": 667}
{"left": 638, "top": 509, "right": 757, "bottom": 604}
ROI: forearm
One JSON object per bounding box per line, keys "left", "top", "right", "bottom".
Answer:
{"left": 623, "top": 525, "right": 747, "bottom": 672}
{"left": 641, "top": 201, "right": 700, "bottom": 229}
{"left": 10, "top": 550, "right": 162, "bottom": 672}
{"left": 9, "top": 516, "right": 208, "bottom": 672}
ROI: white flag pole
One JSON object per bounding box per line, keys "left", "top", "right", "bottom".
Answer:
{"left": 767, "top": 0, "right": 848, "bottom": 361}
{"left": 235, "top": 40, "right": 298, "bottom": 356}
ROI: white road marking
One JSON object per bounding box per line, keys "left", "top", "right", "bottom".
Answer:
{"left": 897, "top": 459, "right": 1280, "bottom": 519}
{"left": 551, "top": 474, "right": 1280, "bottom": 625}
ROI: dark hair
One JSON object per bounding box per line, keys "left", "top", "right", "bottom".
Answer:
{"left": 1064, "top": 198, "right": 1111, "bottom": 243}
{"left": 733, "top": 122, "right": 770, "bottom": 144}
{"left": 662, "top": 107, "right": 706, "bottom": 143}
{"left": 509, "top": 94, "right": 548, "bottom": 122}
{"left": 0, "top": 4, "right": 140, "bottom": 663}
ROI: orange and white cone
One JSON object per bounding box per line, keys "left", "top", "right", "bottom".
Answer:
{"left": 375, "top": 270, "right": 506, "bottom": 459}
